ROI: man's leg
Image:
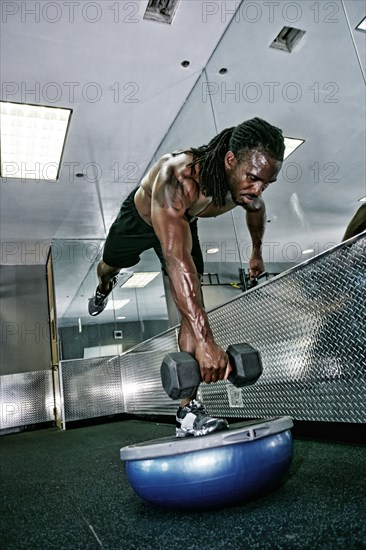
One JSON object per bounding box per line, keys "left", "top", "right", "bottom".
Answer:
{"left": 88, "top": 261, "right": 120, "bottom": 316}
{"left": 89, "top": 188, "right": 156, "bottom": 316}
{"left": 97, "top": 260, "right": 120, "bottom": 294}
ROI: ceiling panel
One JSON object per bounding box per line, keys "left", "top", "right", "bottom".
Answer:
{"left": 0, "top": 0, "right": 239, "bottom": 262}
{"left": 0, "top": 0, "right": 365, "bottom": 328}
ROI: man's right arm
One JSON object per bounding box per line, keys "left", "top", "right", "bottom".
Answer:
{"left": 150, "top": 169, "right": 229, "bottom": 384}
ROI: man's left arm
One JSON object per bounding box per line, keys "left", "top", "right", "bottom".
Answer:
{"left": 244, "top": 197, "right": 266, "bottom": 279}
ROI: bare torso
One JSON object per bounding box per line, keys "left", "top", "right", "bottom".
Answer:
{"left": 134, "top": 152, "right": 237, "bottom": 225}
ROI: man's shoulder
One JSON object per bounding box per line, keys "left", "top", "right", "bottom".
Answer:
{"left": 155, "top": 152, "right": 197, "bottom": 186}
{"left": 150, "top": 153, "right": 200, "bottom": 208}
{"left": 157, "top": 151, "right": 194, "bottom": 169}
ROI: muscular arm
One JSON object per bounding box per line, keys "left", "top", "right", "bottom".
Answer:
{"left": 151, "top": 169, "right": 228, "bottom": 383}
{"left": 244, "top": 197, "right": 266, "bottom": 278}
{"left": 151, "top": 171, "right": 212, "bottom": 343}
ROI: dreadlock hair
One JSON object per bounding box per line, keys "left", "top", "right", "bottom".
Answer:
{"left": 185, "top": 117, "right": 285, "bottom": 206}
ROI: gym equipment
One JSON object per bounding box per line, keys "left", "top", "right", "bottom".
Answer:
{"left": 161, "top": 343, "right": 262, "bottom": 400}
{"left": 120, "top": 416, "right": 293, "bottom": 510}
{"left": 239, "top": 268, "right": 269, "bottom": 291}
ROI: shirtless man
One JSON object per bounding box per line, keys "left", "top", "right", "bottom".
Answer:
{"left": 89, "top": 117, "right": 285, "bottom": 437}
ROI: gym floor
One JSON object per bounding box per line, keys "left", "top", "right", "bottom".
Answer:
{"left": 1, "top": 418, "right": 365, "bottom": 550}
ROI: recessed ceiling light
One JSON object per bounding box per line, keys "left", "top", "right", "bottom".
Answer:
{"left": 117, "top": 316, "right": 126, "bottom": 320}
{"left": 283, "top": 137, "right": 304, "bottom": 159}
{"left": 120, "top": 272, "right": 160, "bottom": 288}
{"left": 105, "top": 299, "right": 130, "bottom": 311}
{"left": 302, "top": 249, "right": 314, "bottom": 255}
{"left": 356, "top": 17, "right": 366, "bottom": 32}
{"left": 181, "top": 60, "right": 190, "bottom": 68}
{"left": 0, "top": 101, "right": 72, "bottom": 180}
{"left": 219, "top": 68, "right": 228, "bottom": 75}
{"left": 359, "top": 196, "right": 366, "bottom": 202}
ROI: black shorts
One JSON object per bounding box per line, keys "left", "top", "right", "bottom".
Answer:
{"left": 102, "top": 188, "right": 204, "bottom": 275}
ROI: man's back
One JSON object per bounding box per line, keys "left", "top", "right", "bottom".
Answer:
{"left": 134, "top": 151, "right": 237, "bottom": 225}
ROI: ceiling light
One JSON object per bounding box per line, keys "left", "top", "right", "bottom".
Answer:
{"left": 283, "top": 137, "right": 304, "bottom": 159}
{"left": 356, "top": 17, "right": 366, "bottom": 32}
{"left": 206, "top": 247, "right": 219, "bottom": 254}
{"left": 359, "top": 196, "right": 366, "bottom": 202}
{"left": 302, "top": 249, "right": 314, "bottom": 255}
{"left": 0, "top": 101, "right": 72, "bottom": 180}
{"left": 143, "top": 0, "right": 181, "bottom": 24}
{"left": 105, "top": 299, "right": 130, "bottom": 311}
{"left": 270, "top": 26, "right": 306, "bottom": 53}
{"left": 117, "top": 316, "right": 126, "bottom": 320}
{"left": 120, "top": 272, "right": 160, "bottom": 288}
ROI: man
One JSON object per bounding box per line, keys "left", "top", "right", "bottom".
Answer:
{"left": 89, "top": 117, "right": 285, "bottom": 437}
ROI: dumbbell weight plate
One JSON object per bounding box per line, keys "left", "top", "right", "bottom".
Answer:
{"left": 227, "top": 343, "right": 263, "bottom": 387}
{"left": 160, "top": 352, "right": 200, "bottom": 400}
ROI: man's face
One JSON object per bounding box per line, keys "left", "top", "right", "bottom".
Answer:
{"left": 224, "top": 148, "right": 282, "bottom": 206}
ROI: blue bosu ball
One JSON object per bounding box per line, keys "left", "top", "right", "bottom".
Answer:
{"left": 120, "top": 416, "right": 293, "bottom": 510}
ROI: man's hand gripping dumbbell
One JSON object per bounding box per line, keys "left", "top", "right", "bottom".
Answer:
{"left": 161, "top": 343, "right": 263, "bottom": 437}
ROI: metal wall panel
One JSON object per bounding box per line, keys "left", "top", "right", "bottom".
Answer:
{"left": 199, "top": 235, "right": 366, "bottom": 422}
{"left": 59, "top": 355, "right": 125, "bottom": 427}
{"left": 57, "top": 234, "right": 365, "bottom": 425}
{"left": 0, "top": 371, "right": 54, "bottom": 430}
{"left": 119, "top": 234, "right": 366, "bottom": 423}
{"left": 121, "top": 350, "right": 177, "bottom": 415}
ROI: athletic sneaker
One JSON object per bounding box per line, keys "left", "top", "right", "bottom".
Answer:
{"left": 175, "top": 399, "right": 229, "bottom": 437}
{"left": 88, "top": 276, "right": 118, "bottom": 316}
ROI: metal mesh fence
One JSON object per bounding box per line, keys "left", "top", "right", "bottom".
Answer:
{"left": 58, "top": 234, "right": 365, "bottom": 425}
{"left": 0, "top": 371, "right": 54, "bottom": 430}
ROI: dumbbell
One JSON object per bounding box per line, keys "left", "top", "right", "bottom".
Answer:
{"left": 161, "top": 343, "right": 263, "bottom": 400}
